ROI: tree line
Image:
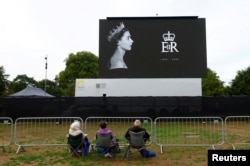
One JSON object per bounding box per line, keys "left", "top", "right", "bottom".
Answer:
{"left": 1, "top": 51, "right": 250, "bottom": 97}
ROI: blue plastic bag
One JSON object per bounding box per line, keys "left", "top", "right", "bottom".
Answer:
{"left": 80, "top": 140, "right": 90, "bottom": 156}
{"left": 140, "top": 149, "right": 156, "bottom": 157}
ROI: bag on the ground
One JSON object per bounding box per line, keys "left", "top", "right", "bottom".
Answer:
{"left": 79, "top": 139, "right": 90, "bottom": 156}
{"left": 140, "top": 149, "right": 156, "bottom": 157}
{"left": 111, "top": 142, "right": 121, "bottom": 153}
{"left": 82, "top": 140, "right": 90, "bottom": 156}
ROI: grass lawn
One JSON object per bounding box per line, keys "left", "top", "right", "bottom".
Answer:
{"left": 1, "top": 143, "right": 214, "bottom": 166}
{"left": 1, "top": 119, "right": 250, "bottom": 165}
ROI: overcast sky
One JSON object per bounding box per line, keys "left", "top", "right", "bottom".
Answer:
{"left": 1, "top": 0, "right": 249, "bottom": 85}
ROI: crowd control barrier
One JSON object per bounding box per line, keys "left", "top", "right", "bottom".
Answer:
{"left": 154, "top": 117, "right": 224, "bottom": 153}
{"left": 225, "top": 116, "right": 250, "bottom": 149}
{"left": 14, "top": 117, "right": 83, "bottom": 153}
{"left": 0, "top": 117, "right": 13, "bottom": 152}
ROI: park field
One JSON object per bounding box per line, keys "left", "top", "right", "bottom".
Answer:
{"left": 1, "top": 119, "right": 250, "bottom": 165}
{"left": 1, "top": 143, "right": 212, "bottom": 166}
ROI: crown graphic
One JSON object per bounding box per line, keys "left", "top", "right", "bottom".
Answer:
{"left": 107, "top": 22, "right": 125, "bottom": 42}
{"left": 163, "top": 31, "right": 175, "bottom": 41}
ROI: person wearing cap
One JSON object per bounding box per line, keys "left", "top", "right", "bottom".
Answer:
{"left": 125, "top": 119, "right": 150, "bottom": 142}
{"left": 68, "top": 120, "right": 89, "bottom": 155}
{"left": 69, "top": 120, "right": 87, "bottom": 137}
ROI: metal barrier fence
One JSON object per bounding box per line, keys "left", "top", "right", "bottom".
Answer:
{"left": 1, "top": 116, "right": 249, "bottom": 154}
{"left": 0, "top": 117, "right": 13, "bottom": 152}
{"left": 154, "top": 117, "right": 224, "bottom": 153}
{"left": 85, "top": 117, "right": 153, "bottom": 149}
{"left": 225, "top": 116, "right": 250, "bottom": 149}
{"left": 14, "top": 117, "right": 83, "bottom": 153}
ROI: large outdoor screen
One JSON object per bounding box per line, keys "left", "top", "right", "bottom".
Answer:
{"left": 99, "top": 17, "right": 207, "bottom": 78}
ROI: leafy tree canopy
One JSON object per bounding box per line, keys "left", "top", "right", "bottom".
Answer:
{"left": 0, "top": 66, "right": 9, "bottom": 96}
{"left": 37, "top": 79, "right": 63, "bottom": 97}
{"left": 8, "top": 74, "right": 37, "bottom": 94}
{"left": 202, "top": 68, "right": 224, "bottom": 96}
{"left": 229, "top": 66, "right": 250, "bottom": 95}
{"left": 57, "top": 51, "right": 99, "bottom": 96}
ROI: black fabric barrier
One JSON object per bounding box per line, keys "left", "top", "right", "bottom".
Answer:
{"left": 0, "top": 96, "right": 249, "bottom": 120}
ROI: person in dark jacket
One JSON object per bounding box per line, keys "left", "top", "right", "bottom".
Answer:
{"left": 125, "top": 119, "right": 150, "bottom": 142}
{"left": 68, "top": 120, "right": 89, "bottom": 156}
{"left": 124, "top": 119, "right": 156, "bottom": 158}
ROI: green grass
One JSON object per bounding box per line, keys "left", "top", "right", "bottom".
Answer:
{"left": 2, "top": 142, "right": 250, "bottom": 166}
{"left": 1, "top": 120, "right": 250, "bottom": 165}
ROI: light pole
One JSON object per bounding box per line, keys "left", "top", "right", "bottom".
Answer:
{"left": 44, "top": 55, "right": 48, "bottom": 96}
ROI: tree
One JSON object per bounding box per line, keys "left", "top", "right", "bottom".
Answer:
{"left": 229, "top": 66, "right": 250, "bottom": 95}
{"left": 202, "top": 68, "right": 224, "bottom": 96}
{"left": 8, "top": 74, "right": 38, "bottom": 94}
{"left": 0, "top": 66, "right": 9, "bottom": 97}
{"left": 57, "top": 51, "right": 99, "bottom": 96}
{"left": 37, "top": 79, "right": 63, "bottom": 97}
